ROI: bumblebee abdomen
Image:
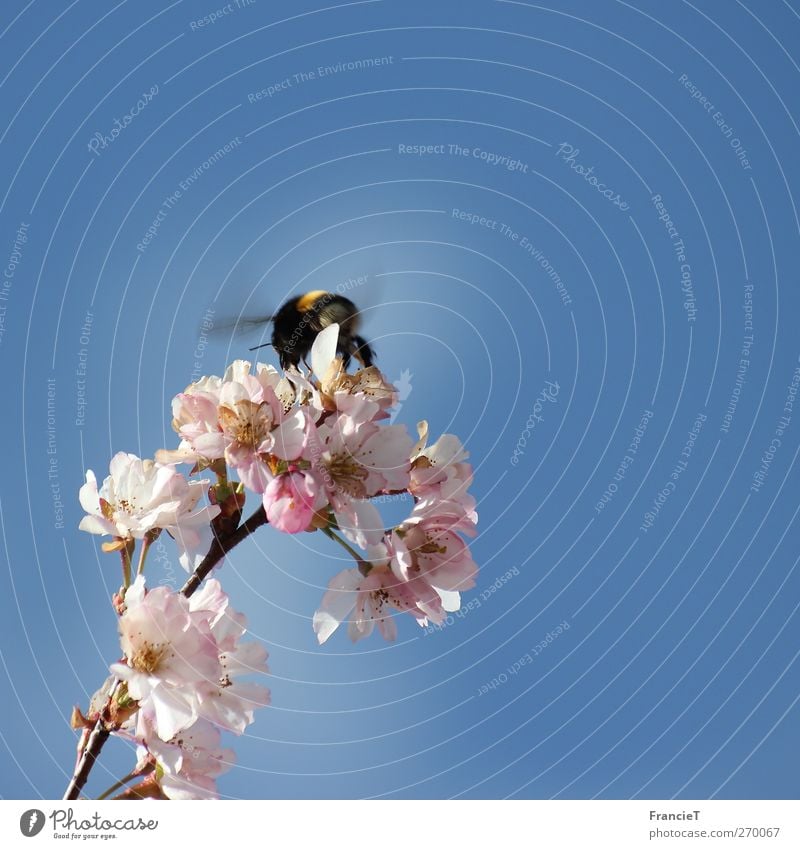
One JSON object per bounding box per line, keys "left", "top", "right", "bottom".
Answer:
{"left": 313, "top": 296, "right": 361, "bottom": 332}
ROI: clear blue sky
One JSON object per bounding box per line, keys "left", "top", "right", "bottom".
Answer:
{"left": 1, "top": 0, "right": 799, "bottom": 800}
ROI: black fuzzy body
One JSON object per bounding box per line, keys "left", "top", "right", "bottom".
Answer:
{"left": 270, "top": 292, "right": 375, "bottom": 370}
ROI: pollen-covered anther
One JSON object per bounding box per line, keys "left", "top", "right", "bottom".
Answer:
{"left": 419, "top": 538, "right": 447, "bottom": 555}
{"left": 326, "top": 453, "right": 369, "bottom": 498}
{"left": 130, "top": 641, "right": 168, "bottom": 675}
{"left": 218, "top": 400, "right": 272, "bottom": 449}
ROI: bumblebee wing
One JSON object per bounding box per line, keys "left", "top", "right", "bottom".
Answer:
{"left": 210, "top": 313, "right": 274, "bottom": 333}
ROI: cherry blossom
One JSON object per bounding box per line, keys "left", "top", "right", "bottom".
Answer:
{"left": 65, "top": 324, "right": 480, "bottom": 800}
{"left": 389, "top": 502, "right": 478, "bottom": 598}
{"left": 110, "top": 577, "right": 269, "bottom": 741}
{"left": 313, "top": 565, "right": 435, "bottom": 644}
{"left": 311, "top": 473, "right": 478, "bottom": 644}
{"left": 159, "top": 361, "right": 304, "bottom": 492}
{"left": 287, "top": 323, "right": 398, "bottom": 421}
{"left": 157, "top": 376, "right": 224, "bottom": 466}
{"left": 110, "top": 577, "right": 219, "bottom": 741}
{"left": 189, "top": 578, "right": 271, "bottom": 734}
{"left": 78, "top": 452, "right": 220, "bottom": 568}
{"left": 134, "top": 715, "right": 234, "bottom": 800}
{"left": 307, "top": 413, "right": 413, "bottom": 548}
{"left": 262, "top": 469, "right": 318, "bottom": 533}
{"left": 410, "top": 426, "right": 478, "bottom": 524}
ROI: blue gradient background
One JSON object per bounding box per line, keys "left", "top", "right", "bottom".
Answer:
{"left": 0, "top": 0, "right": 798, "bottom": 800}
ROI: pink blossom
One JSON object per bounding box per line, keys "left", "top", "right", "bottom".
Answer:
{"left": 288, "top": 324, "right": 398, "bottom": 421}
{"left": 135, "top": 715, "right": 234, "bottom": 800}
{"left": 189, "top": 579, "right": 271, "bottom": 734}
{"left": 216, "top": 367, "right": 305, "bottom": 492}
{"left": 410, "top": 426, "right": 478, "bottom": 525}
{"left": 111, "top": 577, "right": 269, "bottom": 741}
{"left": 313, "top": 565, "right": 430, "bottom": 644}
{"left": 78, "top": 452, "right": 220, "bottom": 569}
{"left": 110, "top": 577, "right": 220, "bottom": 741}
{"left": 262, "top": 470, "right": 318, "bottom": 533}
{"left": 161, "top": 376, "right": 224, "bottom": 464}
{"left": 309, "top": 413, "right": 413, "bottom": 548}
{"left": 390, "top": 504, "right": 478, "bottom": 596}
{"left": 159, "top": 361, "right": 305, "bottom": 492}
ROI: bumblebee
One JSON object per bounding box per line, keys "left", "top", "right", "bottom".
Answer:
{"left": 249, "top": 291, "right": 375, "bottom": 371}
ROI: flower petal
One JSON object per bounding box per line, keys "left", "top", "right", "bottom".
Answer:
{"left": 311, "top": 323, "right": 339, "bottom": 378}
{"left": 313, "top": 568, "right": 361, "bottom": 644}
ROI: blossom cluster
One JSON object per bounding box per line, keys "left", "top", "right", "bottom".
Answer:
{"left": 115, "top": 576, "right": 268, "bottom": 798}
{"left": 75, "top": 324, "right": 478, "bottom": 799}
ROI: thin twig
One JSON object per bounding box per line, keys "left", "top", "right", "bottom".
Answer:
{"left": 96, "top": 765, "right": 150, "bottom": 801}
{"left": 322, "top": 527, "right": 371, "bottom": 576}
{"left": 180, "top": 505, "right": 267, "bottom": 598}
{"left": 62, "top": 505, "right": 268, "bottom": 800}
{"left": 63, "top": 725, "right": 109, "bottom": 801}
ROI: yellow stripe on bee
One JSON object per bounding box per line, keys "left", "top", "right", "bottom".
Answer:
{"left": 297, "top": 290, "right": 329, "bottom": 312}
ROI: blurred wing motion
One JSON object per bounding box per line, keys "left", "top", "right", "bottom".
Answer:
{"left": 213, "top": 274, "right": 383, "bottom": 371}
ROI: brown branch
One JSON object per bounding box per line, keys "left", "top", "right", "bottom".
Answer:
{"left": 62, "top": 505, "right": 268, "bottom": 801}
{"left": 62, "top": 725, "right": 110, "bottom": 801}
{"left": 180, "top": 505, "right": 267, "bottom": 598}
